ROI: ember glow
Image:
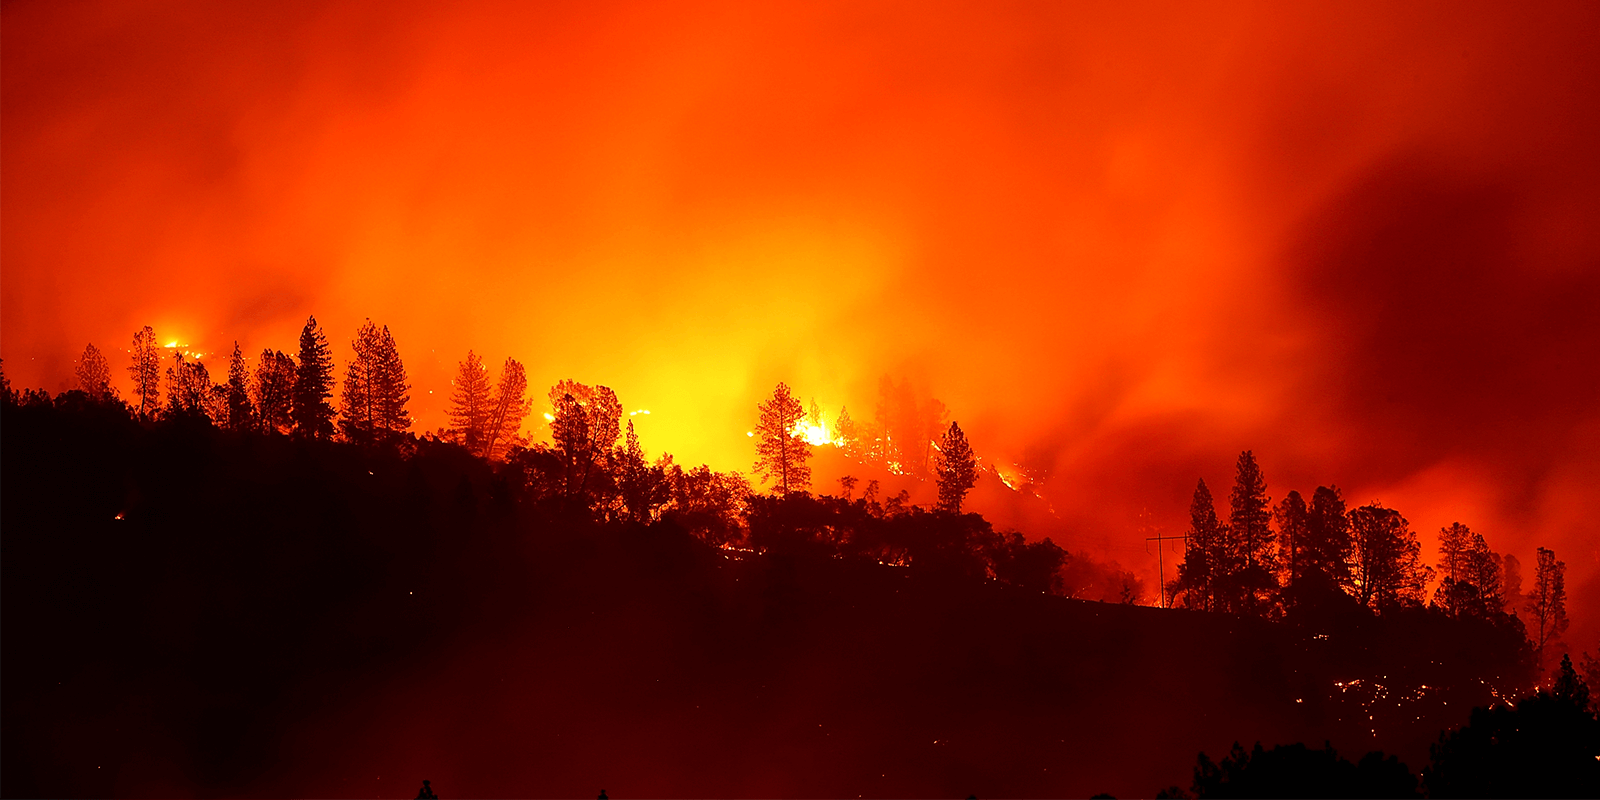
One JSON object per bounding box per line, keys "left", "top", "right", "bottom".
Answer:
{"left": 4, "top": 0, "right": 1599, "bottom": 638}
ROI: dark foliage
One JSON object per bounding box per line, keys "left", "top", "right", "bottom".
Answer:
{"left": 1188, "top": 740, "right": 1419, "bottom": 799}
{"left": 1423, "top": 655, "right": 1600, "bottom": 798}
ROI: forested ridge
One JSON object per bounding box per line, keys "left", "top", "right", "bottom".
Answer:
{"left": 2, "top": 320, "right": 1597, "bottom": 797}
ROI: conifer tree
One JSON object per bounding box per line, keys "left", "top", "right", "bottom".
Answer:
{"left": 128, "top": 326, "right": 162, "bottom": 418}
{"left": 483, "top": 357, "right": 531, "bottom": 461}
{"left": 448, "top": 350, "right": 493, "bottom": 455}
{"left": 1275, "top": 490, "right": 1310, "bottom": 597}
{"left": 1226, "top": 450, "right": 1279, "bottom": 615}
{"left": 372, "top": 325, "right": 410, "bottom": 439}
{"left": 935, "top": 421, "right": 977, "bottom": 513}
{"left": 225, "top": 342, "right": 253, "bottom": 431}
{"left": 292, "top": 316, "right": 336, "bottom": 439}
{"left": 754, "top": 382, "right": 810, "bottom": 494}
{"left": 76, "top": 343, "right": 114, "bottom": 400}
{"left": 1350, "top": 503, "right": 1432, "bottom": 612}
{"left": 253, "top": 349, "right": 297, "bottom": 434}
{"left": 339, "top": 321, "right": 384, "bottom": 444}
{"left": 339, "top": 321, "right": 410, "bottom": 444}
{"left": 1528, "top": 546, "right": 1569, "bottom": 670}
{"left": 1174, "top": 479, "right": 1224, "bottom": 612}
{"left": 832, "top": 405, "right": 859, "bottom": 456}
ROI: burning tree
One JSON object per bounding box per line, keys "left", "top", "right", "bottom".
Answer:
{"left": 754, "top": 381, "right": 810, "bottom": 494}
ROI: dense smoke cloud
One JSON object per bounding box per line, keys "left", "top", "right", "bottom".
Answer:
{"left": 4, "top": 1, "right": 1597, "bottom": 639}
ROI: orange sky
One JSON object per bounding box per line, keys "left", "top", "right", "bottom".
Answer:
{"left": 5, "top": 0, "right": 1598, "bottom": 636}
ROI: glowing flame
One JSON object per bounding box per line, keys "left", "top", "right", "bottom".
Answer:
{"left": 629, "top": 409, "right": 650, "bottom": 416}
{"left": 543, "top": 412, "right": 555, "bottom": 422}
{"left": 793, "top": 419, "right": 836, "bottom": 447}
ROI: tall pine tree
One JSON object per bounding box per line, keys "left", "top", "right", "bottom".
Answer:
{"left": 754, "top": 382, "right": 810, "bottom": 494}
{"left": 292, "top": 316, "right": 336, "bottom": 439}
{"left": 225, "top": 342, "right": 253, "bottom": 431}
{"left": 76, "top": 343, "right": 114, "bottom": 400}
{"left": 1226, "top": 450, "right": 1279, "bottom": 616}
{"left": 448, "top": 350, "right": 493, "bottom": 455}
{"left": 935, "top": 421, "right": 977, "bottom": 513}
{"left": 1350, "top": 503, "right": 1432, "bottom": 612}
{"left": 1174, "top": 479, "right": 1224, "bottom": 612}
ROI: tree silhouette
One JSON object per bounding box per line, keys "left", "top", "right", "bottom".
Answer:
{"left": 253, "top": 349, "right": 297, "bottom": 434}
{"left": 165, "top": 351, "right": 214, "bottom": 418}
{"left": 75, "top": 343, "right": 114, "bottom": 400}
{"left": 1275, "top": 490, "right": 1309, "bottom": 599}
{"left": 617, "top": 420, "right": 664, "bottom": 523}
{"left": 1424, "top": 654, "right": 1600, "bottom": 797}
{"left": 225, "top": 343, "right": 253, "bottom": 432}
{"left": 832, "top": 405, "right": 859, "bottom": 456}
{"left": 339, "top": 321, "right": 385, "bottom": 444}
{"left": 1225, "top": 450, "right": 1278, "bottom": 616}
{"left": 754, "top": 382, "right": 810, "bottom": 494}
{"left": 1304, "top": 485, "right": 1354, "bottom": 594}
{"left": 371, "top": 325, "right": 411, "bottom": 441}
{"left": 1434, "top": 525, "right": 1503, "bottom": 619}
{"left": 1350, "top": 503, "right": 1432, "bottom": 612}
{"left": 1528, "top": 546, "right": 1569, "bottom": 672}
{"left": 448, "top": 350, "right": 492, "bottom": 454}
{"left": 482, "top": 357, "right": 531, "bottom": 461}
{"left": 1188, "top": 740, "right": 1420, "bottom": 799}
{"left": 1173, "top": 479, "right": 1224, "bottom": 612}
{"left": 935, "top": 421, "right": 977, "bottom": 513}
{"left": 291, "top": 316, "right": 336, "bottom": 439}
{"left": 551, "top": 390, "right": 592, "bottom": 502}
{"left": 128, "top": 326, "right": 161, "bottom": 418}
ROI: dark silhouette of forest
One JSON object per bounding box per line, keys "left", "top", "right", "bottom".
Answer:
{"left": 2, "top": 324, "right": 1597, "bottom": 797}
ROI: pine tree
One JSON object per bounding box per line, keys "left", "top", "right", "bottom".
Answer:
{"left": 253, "top": 349, "right": 297, "bottom": 434}
{"left": 225, "top": 342, "right": 253, "bottom": 431}
{"left": 448, "top": 350, "right": 493, "bottom": 455}
{"left": 754, "top": 382, "right": 810, "bottom": 494}
{"left": 1226, "top": 451, "right": 1278, "bottom": 615}
{"left": 833, "top": 405, "right": 859, "bottom": 456}
{"left": 292, "top": 316, "right": 336, "bottom": 439}
{"left": 128, "top": 326, "right": 162, "bottom": 418}
{"left": 1275, "top": 490, "right": 1310, "bottom": 597}
{"left": 76, "top": 343, "right": 114, "bottom": 400}
{"left": 483, "top": 357, "right": 531, "bottom": 461}
{"left": 1528, "top": 546, "right": 1569, "bottom": 671}
{"left": 372, "top": 325, "right": 411, "bottom": 440}
{"left": 1174, "top": 479, "right": 1225, "bottom": 612}
{"left": 1350, "top": 503, "right": 1432, "bottom": 612}
{"left": 339, "top": 321, "right": 383, "bottom": 444}
{"left": 935, "top": 421, "right": 977, "bottom": 513}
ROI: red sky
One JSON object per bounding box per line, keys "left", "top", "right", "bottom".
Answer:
{"left": 4, "top": 0, "right": 1598, "bottom": 639}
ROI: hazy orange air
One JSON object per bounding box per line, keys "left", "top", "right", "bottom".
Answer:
{"left": 5, "top": 1, "right": 1598, "bottom": 637}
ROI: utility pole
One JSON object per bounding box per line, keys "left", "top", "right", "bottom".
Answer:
{"left": 1146, "top": 531, "right": 1190, "bottom": 608}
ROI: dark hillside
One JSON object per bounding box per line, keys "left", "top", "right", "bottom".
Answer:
{"left": 2, "top": 398, "right": 1527, "bottom": 797}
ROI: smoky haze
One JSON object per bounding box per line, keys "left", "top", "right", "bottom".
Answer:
{"left": 4, "top": 1, "right": 1598, "bottom": 639}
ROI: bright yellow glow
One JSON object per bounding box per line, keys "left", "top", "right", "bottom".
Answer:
{"left": 543, "top": 412, "right": 555, "bottom": 422}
